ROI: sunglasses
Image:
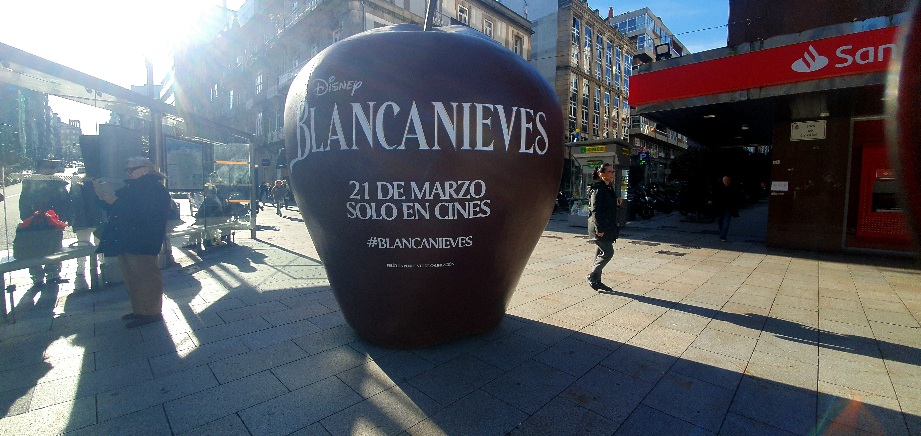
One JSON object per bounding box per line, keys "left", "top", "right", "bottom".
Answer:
{"left": 124, "top": 166, "right": 145, "bottom": 174}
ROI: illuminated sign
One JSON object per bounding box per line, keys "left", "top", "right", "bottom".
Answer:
{"left": 580, "top": 146, "right": 607, "bottom": 153}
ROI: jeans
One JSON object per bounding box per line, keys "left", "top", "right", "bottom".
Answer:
{"left": 589, "top": 239, "right": 615, "bottom": 283}
{"left": 717, "top": 211, "right": 732, "bottom": 240}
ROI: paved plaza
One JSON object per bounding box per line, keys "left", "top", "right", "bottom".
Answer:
{"left": 0, "top": 201, "right": 919, "bottom": 435}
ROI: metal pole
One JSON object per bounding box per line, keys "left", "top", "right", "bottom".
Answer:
{"left": 423, "top": 0, "right": 438, "bottom": 31}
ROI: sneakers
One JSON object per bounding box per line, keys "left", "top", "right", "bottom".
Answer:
{"left": 586, "top": 275, "right": 602, "bottom": 290}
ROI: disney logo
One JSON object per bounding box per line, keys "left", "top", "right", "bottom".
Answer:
{"left": 313, "top": 76, "right": 363, "bottom": 97}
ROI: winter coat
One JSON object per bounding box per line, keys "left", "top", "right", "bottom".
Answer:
{"left": 710, "top": 181, "right": 740, "bottom": 216}
{"left": 96, "top": 173, "right": 171, "bottom": 256}
{"left": 19, "top": 176, "right": 71, "bottom": 222}
{"left": 587, "top": 180, "right": 620, "bottom": 242}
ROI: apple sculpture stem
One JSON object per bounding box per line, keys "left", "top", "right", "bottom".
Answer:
{"left": 423, "top": 0, "right": 438, "bottom": 31}
{"left": 284, "top": 24, "right": 564, "bottom": 348}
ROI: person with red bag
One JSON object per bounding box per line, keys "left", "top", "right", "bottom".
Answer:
{"left": 16, "top": 160, "right": 72, "bottom": 287}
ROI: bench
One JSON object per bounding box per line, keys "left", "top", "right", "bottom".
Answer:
{"left": 1, "top": 239, "right": 100, "bottom": 323}
{"left": 1, "top": 221, "right": 254, "bottom": 323}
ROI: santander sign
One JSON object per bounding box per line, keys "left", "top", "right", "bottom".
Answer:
{"left": 630, "top": 26, "right": 899, "bottom": 106}
{"left": 791, "top": 42, "right": 896, "bottom": 73}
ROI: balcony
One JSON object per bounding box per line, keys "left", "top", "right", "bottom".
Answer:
{"left": 278, "top": 62, "right": 307, "bottom": 88}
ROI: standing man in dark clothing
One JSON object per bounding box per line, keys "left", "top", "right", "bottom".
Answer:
{"left": 587, "top": 163, "right": 623, "bottom": 292}
{"left": 18, "top": 160, "right": 72, "bottom": 286}
{"left": 709, "top": 175, "right": 739, "bottom": 242}
{"left": 94, "top": 157, "right": 172, "bottom": 328}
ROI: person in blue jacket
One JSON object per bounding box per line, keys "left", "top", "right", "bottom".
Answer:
{"left": 94, "top": 157, "right": 172, "bottom": 328}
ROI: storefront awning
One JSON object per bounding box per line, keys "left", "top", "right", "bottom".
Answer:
{"left": 630, "top": 17, "right": 904, "bottom": 147}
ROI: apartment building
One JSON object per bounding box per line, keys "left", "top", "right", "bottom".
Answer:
{"left": 528, "top": 0, "right": 634, "bottom": 195}
{"left": 172, "top": 0, "right": 532, "bottom": 180}
{"left": 610, "top": 8, "right": 690, "bottom": 183}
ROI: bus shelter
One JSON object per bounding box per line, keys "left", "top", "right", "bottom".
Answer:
{"left": 0, "top": 42, "right": 260, "bottom": 317}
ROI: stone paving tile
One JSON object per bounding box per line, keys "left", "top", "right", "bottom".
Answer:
{"left": 215, "top": 300, "right": 290, "bottom": 323}
{"left": 819, "top": 354, "right": 897, "bottom": 398}
{"left": 321, "top": 383, "right": 443, "bottom": 435}
{"left": 177, "top": 413, "right": 250, "bottom": 435}
{"left": 0, "top": 396, "right": 96, "bottom": 435}
{"left": 817, "top": 381, "right": 910, "bottom": 436}
{"left": 745, "top": 349, "right": 817, "bottom": 390}
{"left": 532, "top": 335, "right": 613, "bottom": 377}
{"left": 468, "top": 332, "right": 549, "bottom": 371}
{"left": 718, "top": 412, "right": 798, "bottom": 436}
{"left": 209, "top": 340, "right": 308, "bottom": 383}
{"left": 509, "top": 396, "right": 618, "bottom": 435}
{"left": 67, "top": 406, "right": 171, "bottom": 436}
{"left": 672, "top": 346, "right": 746, "bottom": 390}
{"left": 481, "top": 359, "right": 577, "bottom": 415}
{"left": 642, "top": 371, "right": 735, "bottom": 432}
{"left": 271, "top": 344, "right": 368, "bottom": 391}
{"left": 406, "top": 354, "right": 504, "bottom": 407}
{"left": 562, "top": 365, "right": 657, "bottom": 424}
{"left": 627, "top": 324, "right": 697, "bottom": 357}
{"left": 336, "top": 350, "right": 436, "bottom": 399}
{"left": 29, "top": 358, "right": 153, "bottom": 410}
{"left": 616, "top": 403, "right": 716, "bottom": 435}
{"left": 407, "top": 389, "right": 527, "bottom": 435}
{"left": 148, "top": 337, "right": 250, "bottom": 378}
{"left": 690, "top": 327, "right": 758, "bottom": 361}
{"left": 96, "top": 364, "right": 218, "bottom": 422}
{"left": 239, "top": 376, "right": 363, "bottom": 436}
{"left": 163, "top": 370, "right": 289, "bottom": 433}
{"left": 729, "top": 376, "right": 817, "bottom": 435}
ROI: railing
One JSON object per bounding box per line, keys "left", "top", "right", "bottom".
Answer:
{"left": 278, "top": 62, "right": 307, "bottom": 87}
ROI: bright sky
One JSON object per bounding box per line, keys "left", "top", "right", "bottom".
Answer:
{"left": 0, "top": 0, "right": 727, "bottom": 135}
{"left": 0, "top": 0, "right": 246, "bottom": 134}
{"left": 602, "top": 0, "right": 730, "bottom": 53}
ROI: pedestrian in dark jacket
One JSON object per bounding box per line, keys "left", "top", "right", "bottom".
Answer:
{"left": 587, "top": 163, "right": 623, "bottom": 292}
{"left": 70, "top": 177, "right": 103, "bottom": 277}
{"left": 709, "top": 175, "right": 739, "bottom": 242}
{"left": 17, "top": 160, "right": 72, "bottom": 286}
{"left": 95, "top": 157, "right": 172, "bottom": 328}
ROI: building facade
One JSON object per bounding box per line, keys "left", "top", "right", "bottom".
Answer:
{"left": 529, "top": 0, "right": 634, "bottom": 196}
{"left": 0, "top": 85, "right": 57, "bottom": 171}
{"left": 57, "top": 118, "right": 82, "bottom": 162}
{"left": 610, "top": 8, "right": 690, "bottom": 184}
{"left": 172, "top": 0, "right": 532, "bottom": 182}
{"left": 631, "top": 0, "right": 913, "bottom": 252}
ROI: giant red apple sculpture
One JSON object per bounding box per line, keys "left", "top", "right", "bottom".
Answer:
{"left": 284, "top": 24, "right": 563, "bottom": 348}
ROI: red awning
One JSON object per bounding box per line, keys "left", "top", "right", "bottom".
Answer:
{"left": 631, "top": 26, "right": 898, "bottom": 107}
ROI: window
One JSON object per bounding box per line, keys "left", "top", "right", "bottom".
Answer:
{"left": 210, "top": 84, "right": 219, "bottom": 101}
{"left": 458, "top": 4, "right": 469, "bottom": 25}
{"left": 572, "top": 17, "right": 580, "bottom": 45}
{"left": 581, "top": 80, "right": 589, "bottom": 135}
{"left": 255, "top": 74, "right": 263, "bottom": 94}
{"left": 256, "top": 112, "right": 263, "bottom": 135}
{"left": 483, "top": 19, "right": 493, "bottom": 38}
{"left": 603, "top": 91, "right": 611, "bottom": 137}
{"left": 229, "top": 89, "right": 234, "bottom": 109}
{"left": 583, "top": 25, "right": 592, "bottom": 74}
{"left": 593, "top": 85, "right": 601, "bottom": 137}
{"left": 513, "top": 35, "right": 524, "bottom": 56}
{"left": 615, "top": 47, "right": 622, "bottom": 90}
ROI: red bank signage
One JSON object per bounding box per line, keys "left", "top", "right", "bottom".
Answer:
{"left": 630, "top": 26, "right": 899, "bottom": 106}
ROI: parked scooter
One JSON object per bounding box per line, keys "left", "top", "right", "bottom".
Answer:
{"left": 627, "top": 185, "right": 654, "bottom": 220}
{"left": 646, "top": 183, "right": 678, "bottom": 214}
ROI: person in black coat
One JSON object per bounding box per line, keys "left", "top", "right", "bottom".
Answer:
{"left": 17, "top": 160, "right": 72, "bottom": 286}
{"left": 587, "top": 163, "right": 623, "bottom": 292}
{"left": 94, "top": 157, "right": 172, "bottom": 328}
{"left": 708, "top": 175, "right": 739, "bottom": 242}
